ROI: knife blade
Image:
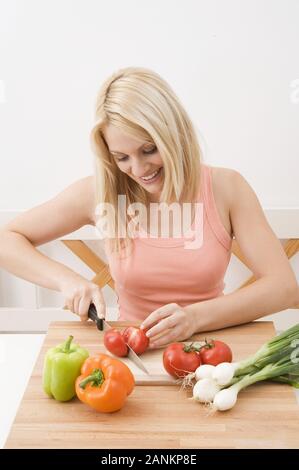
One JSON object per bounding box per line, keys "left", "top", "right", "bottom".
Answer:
{"left": 126, "top": 344, "right": 150, "bottom": 374}
{"left": 87, "top": 304, "right": 149, "bottom": 375}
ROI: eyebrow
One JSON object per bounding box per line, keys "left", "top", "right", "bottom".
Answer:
{"left": 110, "top": 142, "right": 153, "bottom": 155}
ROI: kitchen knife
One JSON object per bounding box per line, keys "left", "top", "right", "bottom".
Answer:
{"left": 87, "top": 303, "right": 103, "bottom": 331}
{"left": 87, "top": 303, "right": 150, "bottom": 374}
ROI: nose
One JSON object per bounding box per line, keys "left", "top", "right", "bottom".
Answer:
{"left": 130, "top": 158, "right": 149, "bottom": 177}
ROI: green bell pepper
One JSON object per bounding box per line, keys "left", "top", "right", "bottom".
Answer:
{"left": 42, "top": 335, "right": 89, "bottom": 402}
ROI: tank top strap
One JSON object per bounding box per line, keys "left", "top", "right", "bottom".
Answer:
{"left": 200, "top": 164, "right": 232, "bottom": 251}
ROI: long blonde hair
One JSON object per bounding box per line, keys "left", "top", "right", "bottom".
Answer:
{"left": 90, "top": 66, "right": 203, "bottom": 256}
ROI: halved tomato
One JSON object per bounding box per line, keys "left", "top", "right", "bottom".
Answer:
{"left": 103, "top": 329, "right": 128, "bottom": 357}
{"left": 122, "top": 326, "right": 149, "bottom": 355}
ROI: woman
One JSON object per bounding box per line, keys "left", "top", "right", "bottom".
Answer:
{"left": 0, "top": 66, "right": 297, "bottom": 349}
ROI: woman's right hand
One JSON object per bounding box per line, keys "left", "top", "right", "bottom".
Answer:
{"left": 60, "top": 275, "right": 106, "bottom": 322}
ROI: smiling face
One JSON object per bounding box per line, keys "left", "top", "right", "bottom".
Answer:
{"left": 103, "top": 124, "right": 164, "bottom": 201}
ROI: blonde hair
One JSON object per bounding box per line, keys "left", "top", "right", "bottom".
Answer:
{"left": 90, "top": 66, "right": 203, "bottom": 256}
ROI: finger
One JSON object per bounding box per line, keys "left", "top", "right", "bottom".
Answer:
{"left": 73, "top": 296, "right": 81, "bottom": 316}
{"left": 66, "top": 298, "right": 76, "bottom": 315}
{"left": 145, "top": 314, "right": 179, "bottom": 339}
{"left": 149, "top": 326, "right": 182, "bottom": 349}
{"left": 92, "top": 292, "right": 106, "bottom": 320}
{"left": 140, "top": 303, "right": 178, "bottom": 331}
{"left": 78, "top": 296, "right": 90, "bottom": 322}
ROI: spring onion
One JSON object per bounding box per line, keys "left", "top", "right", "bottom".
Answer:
{"left": 233, "top": 323, "right": 299, "bottom": 377}
{"left": 212, "top": 323, "right": 299, "bottom": 388}
{"left": 195, "top": 364, "right": 215, "bottom": 381}
{"left": 193, "top": 378, "right": 220, "bottom": 403}
{"left": 188, "top": 323, "right": 299, "bottom": 411}
{"left": 212, "top": 362, "right": 239, "bottom": 386}
{"left": 213, "top": 354, "right": 299, "bottom": 411}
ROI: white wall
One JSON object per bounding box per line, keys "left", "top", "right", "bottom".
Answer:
{"left": 0, "top": 0, "right": 298, "bottom": 329}
{"left": 1, "top": 0, "right": 299, "bottom": 209}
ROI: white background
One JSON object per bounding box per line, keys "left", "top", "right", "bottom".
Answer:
{"left": 1, "top": 0, "right": 299, "bottom": 209}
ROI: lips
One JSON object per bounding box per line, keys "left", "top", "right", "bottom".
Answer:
{"left": 139, "top": 167, "right": 163, "bottom": 182}
{"left": 141, "top": 169, "right": 160, "bottom": 180}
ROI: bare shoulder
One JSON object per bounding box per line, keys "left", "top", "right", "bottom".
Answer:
{"left": 209, "top": 165, "right": 238, "bottom": 238}
{"left": 51, "top": 174, "right": 97, "bottom": 227}
{"left": 210, "top": 165, "right": 236, "bottom": 189}
{"left": 210, "top": 165, "right": 248, "bottom": 207}
{"left": 210, "top": 165, "right": 265, "bottom": 239}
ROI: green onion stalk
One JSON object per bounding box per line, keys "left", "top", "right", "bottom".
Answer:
{"left": 213, "top": 356, "right": 299, "bottom": 411}
{"left": 232, "top": 323, "right": 299, "bottom": 377}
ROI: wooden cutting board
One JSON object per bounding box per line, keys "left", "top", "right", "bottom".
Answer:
{"left": 5, "top": 320, "right": 299, "bottom": 449}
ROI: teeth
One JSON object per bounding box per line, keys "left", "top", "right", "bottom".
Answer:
{"left": 141, "top": 169, "right": 160, "bottom": 181}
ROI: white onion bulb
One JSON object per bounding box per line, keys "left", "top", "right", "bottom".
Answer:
{"left": 195, "top": 364, "right": 216, "bottom": 381}
{"left": 212, "top": 362, "right": 236, "bottom": 386}
{"left": 213, "top": 388, "right": 238, "bottom": 411}
{"left": 193, "top": 378, "right": 220, "bottom": 403}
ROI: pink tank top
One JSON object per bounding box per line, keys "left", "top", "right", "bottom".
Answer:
{"left": 104, "top": 164, "right": 233, "bottom": 321}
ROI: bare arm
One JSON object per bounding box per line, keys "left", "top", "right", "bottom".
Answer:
{"left": 0, "top": 176, "right": 96, "bottom": 290}
{"left": 187, "top": 169, "right": 299, "bottom": 332}
{"left": 0, "top": 176, "right": 106, "bottom": 319}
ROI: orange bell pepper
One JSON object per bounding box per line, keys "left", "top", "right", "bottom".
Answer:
{"left": 75, "top": 353, "right": 135, "bottom": 413}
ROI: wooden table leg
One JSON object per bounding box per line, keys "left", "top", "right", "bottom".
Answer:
{"left": 61, "top": 240, "right": 115, "bottom": 310}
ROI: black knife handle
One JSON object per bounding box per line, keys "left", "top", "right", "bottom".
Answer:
{"left": 88, "top": 303, "right": 103, "bottom": 330}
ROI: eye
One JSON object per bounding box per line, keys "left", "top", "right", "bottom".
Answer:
{"left": 115, "top": 145, "right": 157, "bottom": 162}
{"left": 117, "top": 156, "right": 129, "bottom": 162}
{"left": 143, "top": 145, "right": 157, "bottom": 155}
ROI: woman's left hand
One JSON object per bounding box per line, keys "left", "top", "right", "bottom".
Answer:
{"left": 140, "top": 303, "right": 196, "bottom": 349}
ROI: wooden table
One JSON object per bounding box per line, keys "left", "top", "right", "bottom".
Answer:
{"left": 5, "top": 321, "right": 299, "bottom": 449}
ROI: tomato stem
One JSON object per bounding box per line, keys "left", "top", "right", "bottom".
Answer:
{"left": 183, "top": 342, "right": 204, "bottom": 353}
{"left": 182, "top": 338, "right": 216, "bottom": 354}
{"left": 203, "top": 338, "right": 215, "bottom": 350}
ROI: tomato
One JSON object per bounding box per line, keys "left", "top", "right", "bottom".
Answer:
{"left": 163, "top": 343, "right": 202, "bottom": 378}
{"left": 104, "top": 327, "right": 149, "bottom": 357}
{"left": 122, "top": 327, "right": 149, "bottom": 356}
{"left": 200, "top": 340, "right": 233, "bottom": 366}
{"left": 103, "top": 329, "right": 128, "bottom": 357}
